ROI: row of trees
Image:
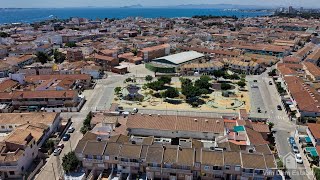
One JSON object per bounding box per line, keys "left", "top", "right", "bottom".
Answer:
{"left": 147, "top": 76, "right": 172, "bottom": 91}
{"left": 80, "top": 111, "right": 93, "bottom": 134}
{"left": 180, "top": 75, "right": 211, "bottom": 99}
{"left": 209, "top": 70, "right": 241, "bottom": 80}
{"left": 36, "top": 49, "right": 66, "bottom": 64}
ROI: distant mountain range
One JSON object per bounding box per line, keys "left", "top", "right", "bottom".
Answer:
{"left": 118, "top": 3, "right": 274, "bottom": 9}
{"left": 120, "top": 4, "right": 143, "bottom": 9}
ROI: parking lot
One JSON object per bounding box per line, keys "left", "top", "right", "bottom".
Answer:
{"left": 247, "top": 78, "right": 267, "bottom": 115}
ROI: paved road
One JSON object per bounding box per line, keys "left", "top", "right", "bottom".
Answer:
{"left": 247, "top": 69, "right": 309, "bottom": 180}
{"left": 35, "top": 75, "right": 124, "bottom": 180}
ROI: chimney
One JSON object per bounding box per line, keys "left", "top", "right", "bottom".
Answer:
{"left": 194, "top": 119, "right": 198, "bottom": 122}
{"left": 205, "top": 119, "right": 209, "bottom": 123}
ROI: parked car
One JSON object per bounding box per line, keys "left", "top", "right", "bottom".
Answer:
{"left": 295, "top": 154, "right": 303, "bottom": 164}
{"left": 62, "top": 133, "right": 70, "bottom": 141}
{"left": 288, "top": 137, "right": 296, "bottom": 146}
{"left": 57, "top": 143, "right": 64, "bottom": 149}
{"left": 277, "top": 105, "right": 282, "bottom": 111}
{"left": 257, "top": 107, "right": 262, "bottom": 113}
{"left": 292, "top": 144, "right": 299, "bottom": 154}
{"left": 67, "top": 127, "right": 75, "bottom": 133}
{"left": 133, "top": 108, "right": 139, "bottom": 113}
{"left": 253, "top": 80, "right": 258, "bottom": 82}
{"left": 53, "top": 148, "right": 62, "bottom": 156}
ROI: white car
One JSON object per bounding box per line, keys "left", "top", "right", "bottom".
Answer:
{"left": 67, "top": 127, "right": 75, "bottom": 133}
{"left": 292, "top": 144, "right": 299, "bottom": 154}
{"left": 133, "top": 108, "right": 138, "bottom": 113}
{"left": 53, "top": 148, "right": 62, "bottom": 156}
{"left": 295, "top": 154, "right": 303, "bottom": 164}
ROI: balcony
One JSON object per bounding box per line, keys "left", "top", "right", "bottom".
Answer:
{"left": 83, "top": 158, "right": 104, "bottom": 164}
{"left": 162, "top": 168, "right": 191, "bottom": 174}
{"left": 0, "top": 165, "right": 18, "bottom": 171}
{"left": 146, "top": 166, "right": 161, "bottom": 172}
{"left": 118, "top": 161, "right": 140, "bottom": 167}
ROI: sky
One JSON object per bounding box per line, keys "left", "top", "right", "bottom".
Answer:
{"left": 0, "top": 0, "right": 318, "bottom": 8}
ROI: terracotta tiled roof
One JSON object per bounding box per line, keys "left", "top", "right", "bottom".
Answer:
{"left": 119, "top": 144, "right": 142, "bottom": 159}
{"left": 25, "top": 74, "right": 91, "bottom": 82}
{"left": 0, "top": 80, "right": 18, "bottom": 92}
{"left": 145, "top": 146, "right": 163, "bottom": 164}
{"left": 251, "top": 123, "right": 270, "bottom": 133}
{"left": 307, "top": 123, "right": 320, "bottom": 139}
{"left": 246, "top": 127, "right": 268, "bottom": 145}
{"left": 201, "top": 150, "right": 224, "bottom": 166}
{"left": 177, "top": 148, "right": 194, "bottom": 166}
{"left": 241, "top": 152, "right": 266, "bottom": 169}
{"left": 127, "top": 114, "right": 225, "bottom": 133}
{"left": 11, "top": 90, "right": 77, "bottom": 99}
{"left": 303, "top": 62, "right": 320, "bottom": 77}
{"left": 82, "top": 141, "right": 107, "bottom": 156}
{"left": 224, "top": 151, "right": 241, "bottom": 166}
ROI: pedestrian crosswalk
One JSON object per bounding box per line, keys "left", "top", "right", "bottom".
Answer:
{"left": 269, "top": 115, "right": 288, "bottom": 120}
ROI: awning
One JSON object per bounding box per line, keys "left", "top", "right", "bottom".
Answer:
{"left": 305, "top": 136, "right": 312, "bottom": 144}
{"left": 305, "top": 147, "right": 319, "bottom": 157}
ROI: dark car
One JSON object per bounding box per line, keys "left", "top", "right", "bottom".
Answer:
{"left": 277, "top": 105, "right": 282, "bottom": 110}
{"left": 62, "top": 134, "right": 70, "bottom": 141}
{"left": 269, "top": 81, "right": 273, "bottom": 85}
{"left": 253, "top": 80, "right": 258, "bottom": 82}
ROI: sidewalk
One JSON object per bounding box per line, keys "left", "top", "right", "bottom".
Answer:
{"left": 294, "top": 133, "right": 315, "bottom": 180}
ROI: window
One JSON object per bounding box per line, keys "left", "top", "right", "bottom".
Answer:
{"left": 30, "top": 144, "right": 33, "bottom": 148}
{"left": 9, "top": 171, "right": 14, "bottom": 175}
{"left": 8, "top": 125, "right": 13, "bottom": 129}
{"left": 1, "top": 126, "right": 5, "bottom": 129}
{"left": 32, "top": 152, "right": 34, "bottom": 157}
{"left": 213, "top": 166, "right": 222, "bottom": 170}
{"left": 204, "top": 165, "right": 210, "bottom": 171}
{"left": 21, "top": 166, "right": 24, "bottom": 171}
{"left": 225, "top": 165, "right": 230, "bottom": 170}
{"left": 255, "top": 169, "right": 264, "bottom": 175}
{"left": 195, "top": 163, "right": 200, "bottom": 168}
{"left": 235, "top": 165, "right": 241, "bottom": 171}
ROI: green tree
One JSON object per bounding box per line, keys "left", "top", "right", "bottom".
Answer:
{"left": 221, "top": 83, "right": 232, "bottom": 90}
{"left": 182, "top": 85, "right": 201, "bottom": 99}
{"left": 147, "top": 81, "right": 166, "bottom": 91}
{"left": 212, "top": 70, "right": 225, "bottom": 77}
{"left": 81, "top": 111, "right": 92, "bottom": 134}
{"left": 158, "top": 76, "right": 172, "bottom": 84}
{"left": 36, "top": 51, "right": 50, "bottom": 64}
{"left": 125, "top": 77, "right": 132, "bottom": 83}
{"left": 53, "top": 49, "right": 66, "bottom": 64}
{"left": 145, "top": 75, "right": 153, "bottom": 82}
{"left": 180, "top": 78, "right": 192, "bottom": 88}
{"left": 199, "top": 88, "right": 209, "bottom": 95}
{"left": 195, "top": 75, "right": 211, "bottom": 90}
{"left": 114, "top": 87, "right": 122, "bottom": 95}
{"left": 65, "top": 42, "right": 77, "bottom": 48}
{"left": 131, "top": 48, "right": 138, "bottom": 56}
{"left": 237, "top": 81, "right": 246, "bottom": 88}
{"left": 314, "top": 167, "right": 320, "bottom": 180}
{"left": 62, "top": 151, "right": 80, "bottom": 173}
{"left": 163, "top": 87, "right": 179, "bottom": 98}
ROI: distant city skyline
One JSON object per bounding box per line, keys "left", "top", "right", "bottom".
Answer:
{"left": 0, "top": 0, "right": 319, "bottom": 8}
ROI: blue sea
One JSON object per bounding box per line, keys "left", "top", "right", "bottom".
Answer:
{"left": 0, "top": 8, "right": 271, "bottom": 24}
